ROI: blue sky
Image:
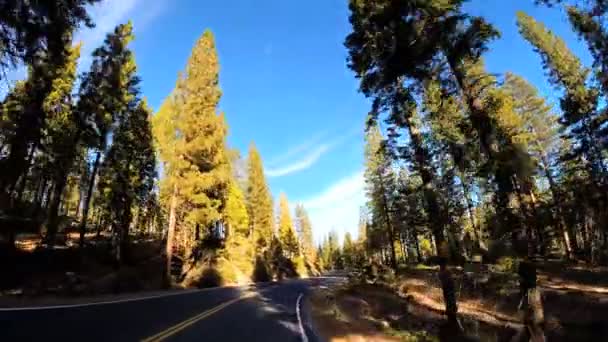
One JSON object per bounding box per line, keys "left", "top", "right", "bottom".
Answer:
{"left": 7, "top": 0, "right": 592, "bottom": 244}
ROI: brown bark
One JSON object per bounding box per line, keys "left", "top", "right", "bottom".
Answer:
{"left": 404, "top": 114, "right": 458, "bottom": 324}
{"left": 45, "top": 173, "right": 68, "bottom": 246}
{"left": 164, "top": 184, "right": 178, "bottom": 287}
{"left": 378, "top": 177, "right": 398, "bottom": 271}
{"left": 79, "top": 151, "right": 101, "bottom": 248}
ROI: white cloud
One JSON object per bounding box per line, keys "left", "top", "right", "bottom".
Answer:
{"left": 264, "top": 128, "right": 360, "bottom": 178}
{"left": 267, "top": 131, "right": 327, "bottom": 166}
{"left": 265, "top": 144, "right": 331, "bottom": 178}
{"left": 298, "top": 171, "right": 366, "bottom": 245}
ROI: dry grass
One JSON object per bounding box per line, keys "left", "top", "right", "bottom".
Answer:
{"left": 309, "top": 287, "right": 407, "bottom": 342}
{"left": 311, "top": 262, "right": 608, "bottom": 341}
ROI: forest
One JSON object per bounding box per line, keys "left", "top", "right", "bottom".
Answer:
{"left": 1, "top": 0, "right": 608, "bottom": 341}
{"left": 0, "top": 1, "right": 318, "bottom": 294}
{"left": 311, "top": 0, "right": 608, "bottom": 341}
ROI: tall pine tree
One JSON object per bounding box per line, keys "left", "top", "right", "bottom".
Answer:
{"left": 246, "top": 143, "right": 274, "bottom": 249}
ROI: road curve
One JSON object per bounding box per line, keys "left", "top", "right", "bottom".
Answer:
{"left": 0, "top": 277, "right": 344, "bottom": 341}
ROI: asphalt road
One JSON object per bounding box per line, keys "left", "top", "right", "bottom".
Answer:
{"left": 0, "top": 277, "right": 345, "bottom": 342}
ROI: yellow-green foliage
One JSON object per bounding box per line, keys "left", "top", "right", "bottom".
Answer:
{"left": 278, "top": 193, "right": 299, "bottom": 258}
{"left": 246, "top": 143, "right": 274, "bottom": 249}
{"left": 224, "top": 235, "right": 254, "bottom": 281}
{"left": 294, "top": 255, "right": 308, "bottom": 278}
{"left": 419, "top": 237, "right": 433, "bottom": 258}
{"left": 495, "top": 256, "right": 519, "bottom": 273}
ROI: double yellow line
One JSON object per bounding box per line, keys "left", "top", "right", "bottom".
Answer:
{"left": 141, "top": 293, "right": 255, "bottom": 342}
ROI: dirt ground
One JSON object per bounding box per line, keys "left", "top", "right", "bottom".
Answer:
{"left": 310, "top": 262, "right": 608, "bottom": 342}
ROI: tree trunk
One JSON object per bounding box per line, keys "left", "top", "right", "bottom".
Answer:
{"left": 527, "top": 188, "right": 546, "bottom": 256}
{"left": 413, "top": 232, "right": 422, "bottom": 263}
{"left": 34, "top": 177, "right": 46, "bottom": 209}
{"left": 460, "top": 175, "right": 485, "bottom": 253}
{"left": 537, "top": 144, "right": 573, "bottom": 259}
{"left": 400, "top": 233, "right": 408, "bottom": 263}
{"left": 164, "top": 184, "right": 178, "bottom": 288}
{"left": 117, "top": 201, "right": 133, "bottom": 265}
{"left": 374, "top": 165, "right": 398, "bottom": 271}
{"left": 46, "top": 173, "right": 68, "bottom": 246}
{"left": 15, "top": 144, "right": 36, "bottom": 203}
{"left": 79, "top": 151, "right": 101, "bottom": 248}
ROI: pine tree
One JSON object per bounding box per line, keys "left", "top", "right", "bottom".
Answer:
{"left": 503, "top": 73, "right": 575, "bottom": 257}
{"left": 0, "top": 0, "right": 100, "bottom": 73}
{"left": 567, "top": 6, "right": 608, "bottom": 97}
{"left": 517, "top": 12, "right": 606, "bottom": 180}
{"left": 225, "top": 181, "right": 250, "bottom": 238}
{"left": 97, "top": 99, "right": 157, "bottom": 264}
{"left": 77, "top": 22, "right": 140, "bottom": 247}
{"left": 364, "top": 124, "right": 398, "bottom": 271}
{"left": 294, "top": 204, "right": 315, "bottom": 263}
{"left": 42, "top": 42, "right": 83, "bottom": 244}
{"left": 345, "top": 0, "right": 523, "bottom": 326}
{"left": 246, "top": 143, "right": 274, "bottom": 249}
{"left": 152, "top": 86, "right": 182, "bottom": 286}
{"left": 357, "top": 206, "right": 368, "bottom": 246}
{"left": 518, "top": 12, "right": 607, "bottom": 261}
{"left": 278, "top": 193, "right": 298, "bottom": 258}
{"left": 343, "top": 232, "right": 354, "bottom": 268}
{"left": 176, "top": 30, "right": 230, "bottom": 233}
{"left": 223, "top": 176, "right": 253, "bottom": 276}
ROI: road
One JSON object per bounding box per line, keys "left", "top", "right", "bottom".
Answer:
{"left": 0, "top": 277, "right": 345, "bottom": 341}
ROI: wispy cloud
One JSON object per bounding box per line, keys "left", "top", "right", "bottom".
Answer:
{"left": 265, "top": 144, "right": 331, "bottom": 177}
{"left": 265, "top": 127, "right": 360, "bottom": 178}
{"left": 298, "top": 171, "right": 366, "bottom": 244}
{"left": 267, "top": 131, "right": 327, "bottom": 166}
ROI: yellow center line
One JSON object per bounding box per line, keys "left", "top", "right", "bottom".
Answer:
{"left": 141, "top": 293, "right": 256, "bottom": 342}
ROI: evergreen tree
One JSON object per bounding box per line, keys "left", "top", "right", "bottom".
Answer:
{"left": 294, "top": 204, "right": 315, "bottom": 262}
{"left": 42, "top": 42, "right": 83, "bottom": 244}
{"left": 152, "top": 87, "right": 182, "bottom": 286}
{"left": 0, "top": 0, "right": 100, "bottom": 73}
{"left": 77, "top": 22, "right": 140, "bottom": 246}
{"left": 175, "top": 30, "right": 230, "bottom": 235}
{"left": 518, "top": 11, "right": 608, "bottom": 261}
{"left": 503, "top": 73, "right": 575, "bottom": 257}
{"left": 225, "top": 181, "right": 250, "bottom": 238}
{"left": 97, "top": 99, "right": 157, "bottom": 264}
{"left": 364, "top": 124, "right": 398, "bottom": 271}
{"left": 278, "top": 193, "right": 299, "bottom": 258}
{"left": 343, "top": 232, "right": 355, "bottom": 268}
{"left": 517, "top": 12, "right": 606, "bottom": 180}
{"left": 246, "top": 143, "right": 274, "bottom": 249}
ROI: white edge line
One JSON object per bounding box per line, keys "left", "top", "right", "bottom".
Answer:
{"left": 296, "top": 293, "right": 309, "bottom": 342}
{"left": 0, "top": 281, "right": 278, "bottom": 312}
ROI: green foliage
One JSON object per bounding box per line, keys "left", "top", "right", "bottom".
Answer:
{"left": 97, "top": 98, "right": 157, "bottom": 261}
{"left": 419, "top": 238, "right": 434, "bottom": 259}
{"left": 225, "top": 181, "right": 250, "bottom": 237}
{"left": 278, "top": 193, "right": 299, "bottom": 258}
{"left": 295, "top": 204, "right": 315, "bottom": 264}
{"left": 246, "top": 143, "right": 274, "bottom": 249}
{"left": 0, "top": 0, "right": 100, "bottom": 70}
{"left": 175, "top": 30, "right": 230, "bottom": 229}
